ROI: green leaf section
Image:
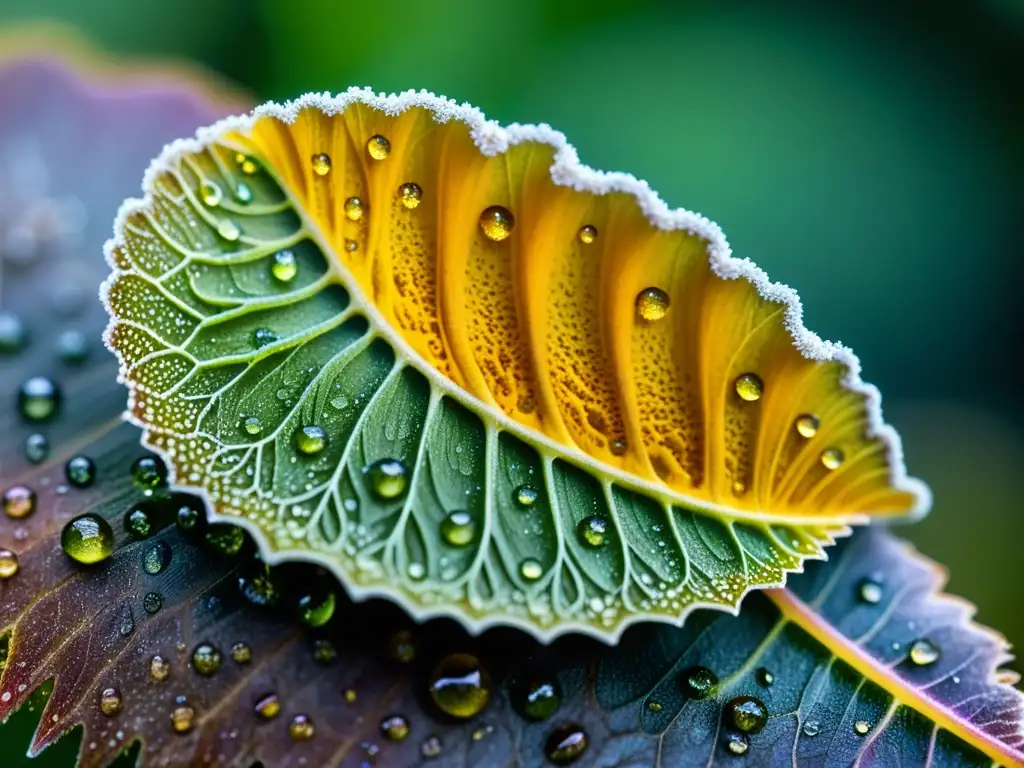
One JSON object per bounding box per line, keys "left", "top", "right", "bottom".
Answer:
{"left": 105, "top": 137, "right": 843, "bottom": 639}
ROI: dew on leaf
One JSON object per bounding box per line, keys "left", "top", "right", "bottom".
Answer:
{"left": 295, "top": 425, "right": 326, "bottom": 455}
{"left": 520, "top": 558, "right": 544, "bottom": 581}
{"left": 255, "top": 693, "right": 281, "bottom": 720}
{"left": 577, "top": 224, "right": 597, "bottom": 244}
{"left": 545, "top": 723, "right": 588, "bottom": 765}
{"left": 143, "top": 592, "right": 163, "bottom": 614}
{"left": 440, "top": 510, "right": 476, "bottom": 547}
{"left": 2, "top": 485, "right": 35, "bottom": 519}
{"left": 61, "top": 513, "right": 114, "bottom": 565}
{"left": 756, "top": 667, "right": 774, "bottom": 687}
{"left": 244, "top": 416, "right": 263, "bottom": 435}
{"left": 855, "top": 720, "right": 872, "bottom": 735}
{"left": 0, "top": 311, "right": 27, "bottom": 353}
{"left": 199, "top": 180, "right": 222, "bottom": 207}
{"left": 577, "top": 515, "right": 609, "bottom": 548}
{"left": 289, "top": 714, "right": 315, "bottom": 741}
{"left": 149, "top": 655, "right": 170, "bottom": 682}
{"left": 125, "top": 507, "right": 152, "bottom": 538}
{"left": 380, "top": 715, "right": 409, "bottom": 741}
{"left": 131, "top": 455, "right": 168, "bottom": 492}
{"left": 859, "top": 578, "right": 883, "bottom": 604}
{"left": 802, "top": 720, "right": 820, "bottom": 737}
{"left": 344, "top": 196, "right": 365, "bottom": 221}
{"left": 24, "top": 433, "right": 49, "bottom": 464}
{"left": 609, "top": 438, "right": 628, "bottom": 456}
{"left": 635, "top": 287, "right": 669, "bottom": 322}
{"left": 344, "top": 688, "right": 357, "bottom": 704}
{"left": 479, "top": 205, "right": 514, "bottom": 241}
{"left": 18, "top": 376, "right": 60, "bottom": 422}
{"left": 429, "top": 653, "right": 491, "bottom": 718}
{"left": 727, "top": 696, "right": 768, "bottom": 733}
{"left": 821, "top": 448, "right": 844, "bottom": 470}
{"left": 795, "top": 414, "right": 820, "bottom": 438}
{"left": 398, "top": 182, "right": 422, "bottom": 209}
{"left": 311, "top": 153, "right": 332, "bottom": 176}
{"left": 367, "top": 134, "right": 391, "bottom": 160}
{"left": 725, "top": 732, "right": 749, "bottom": 755}
{"left": 217, "top": 218, "right": 240, "bottom": 241}
{"left": 235, "top": 153, "right": 258, "bottom": 174}
{"left": 271, "top": 250, "right": 297, "bottom": 282}
{"left": 734, "top": 373, "right": 764, "bottom": 402}
{"left": 66, "top": 455, "right": 96, "bottom": 488}
{"left": 364, "top": 458, "right": 408, "bottom": 500}
{"left": 909, "top": 638, "right": 940, "bottom": 666}
{"left": 420, "top": 735, "right": 442, "bottom": 758}
{"left": 99, "top": 688, "right": 122, "bottom": 716}
{"left": 252, "top": 327, "right": 278, "bottom": 348}
{"left": 680, "top": 666, "right": 718, "bottom": 699}
{"left": 389, "top": 630, "right": 416, "bottom": 663}
{"left": 231, "top": 641, "right": 252, "bottom": 664}
{"left": 176, "top": 503, "right": 201, "bottom": 531}
{"left": 510, "top": 669, "right": 561, "bottom": 722}
{"left": 170, "top": 705, "right": 194, "bottom": 734}
{"left": 191, "top": 642, "right": 222, "bottom": 676}
{"left": 514, "top": 485, "right": 538, "bottom": 508}
{"left": 0, "top": 549, "right": 19, "bottom": 579}
{"left": 143, "top": 541, "right": 172, "bottom": 575}
{"left": 235, "top": 182, "right": 253, "bottom": 204}
{"left": 205, "top": 524, "right": 245, "bottom": 556}
{"left": 297, "top": 587, "right": 336, "bottom": 627}
{"left": 238, "top": 563, "right": 280, "bottom": 607}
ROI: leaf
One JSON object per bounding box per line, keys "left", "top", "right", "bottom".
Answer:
{"left": 102, "top": 89, "right": 930, "bottom": 640}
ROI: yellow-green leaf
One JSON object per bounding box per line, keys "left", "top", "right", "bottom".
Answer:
{"left": 101, "top": 88, "right": 930, "bottom": 640}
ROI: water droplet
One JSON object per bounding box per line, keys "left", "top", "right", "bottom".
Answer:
{"left": 3, "top": 485, "right": 35, "bottom": 519}
{"left": 191, "top": 643, "right": 222, "bottom": 676}
{"left": 143, "top": 541, "right": 172, "bottom": 575}
{"left": 725, "top": 733, "right": 749, "bottom": 755}
{"left": 727, "top": 696, "right": 768, "bottom": 733}
{"left": 0, "top": 549, "right": 19, "bottom": 579}
{"left": 18, "top": 376, "right": 60, "bottom": 422}
{"left": 311, "top": 153, "right": 332, "bottom": 176}
{"left": 0, "top": 311, "right": 27, "bottom": 354}
{"left": 389, "top": 630, "right": 416, "bottom": 663}
{"left": 295, "top": 425, "right": 327, "bottom": 455}
{"left": 734, "top": 373, "right": 764, "bottom": 402}
{"left": 854, "top": 720, "right": 871, "bottom": 735}
{"left": 252, "top": 327, "right": 278, "bottom": 348}
{"left": 235, "top": 182, "right": 253, "bottom": 204}
{"left": 205, "top": 524, "right": 245, "bottom": 556}
{"left": 61, "top": 514, "right": 114, "bottom": 565}
{"left": 680, "top": 666, "right": 719, "bottom": 699}
{"left": 344, "top": 196, "right": 365, "bottom": 221}
{"left": 66, "top": 455, "right": 96, "bottom": 488}
{"left": 120, "top": 614, "right": 135, "bottom": 636}
{"left": 909, "top": 638, "right": 940, "bottom": 666}
{"left": 859, "top": 578, "right": 883, "bottom": 604}
{"left": 514, "top": 485, "right": 538, "bottom": 508}
{"left": 312, "top": 638, "right": 336, "bottom": 665}
{"left": 345, "top": 238, "right": 358, "bottom": 252}
{"left": 420, "top": 735, "right": 442, "bottom": 758}
{"left": 176, "top": 502, "right": 201, "bottom": 532}
{"left": 344, "top": 688, "right": 357, "bottom": 704}
{"left": 131, "top": 455, "right": 167, "bottom": 492}
{"left": 231, "top": 641, "right": 252, "bottom": 664}
{"left": 235, "top": 153, "right": 258, "bottom": 175}
{"left": 577, "top": 516, "right": 609, "bottom": 548}
{"left": 200, "top": 180, "right": 222, "bottom": 207}
{"left": 577, "top": 225, "right": 597, "bottom": 244}
{"left": 510, "top": 670, "right": 561, "bottom": 721}
{"left": 217, "top": 218, "right": 241, "bottom": 241}
{"left": 271, "top": 250, "right": 297, "bottom": 282}
{"left": 56, "top": 329, "right": 89, "bottom": 364}
{"left": 367, "top": 135, "right": 391, "bottom": 160}
{"left": 364, "top": 458, "right": 408, "bottom": 500}
{"left": 479, "top": 205, "right": 514, "bottom": 241}
{"left": 170, "top": 705, "right": 195, "bottom": 734}
{"left": 802, "top": 720, "right": 820, "bottom": 737}
{"left": 24, "top": 433, "right": 48, "bottom": 464}
{"left": 255, "top": 693, "right": 280, "bottom": 720}
{"left": 756, "top": 667, "right": 774, "bottom": 687}
{"left": 408, "top": 562, "right": 426, "bottom": 580}
{"left": 148, "top": 654, "right": 170, "bottom": 681}
{"left": 609, "top": 438, "right": 628, "bottom": 456}
{"left": 143, "top": 592, "right": 163, "bottom": 614}
{"left": 297, "top": 588, "right": 336, "bottom": 627}
{"left": 380, "top": 715, "right": 409, "bottom": 741}
{"left": 635, "top": 287, "right": 669, "bottom": 322}
{"left": 520, "top": 559, "right": 544, "bottom": 581}
{"left": 428, "top": 653, "right": 491, "bottom": 718}
{"left": 795, "top": 414, "right": 819, "bottom": 438}
{"left": 124, "top": 507, "right": 151, "bottom": 539}
{"left": 820, "top": 448, "right": 844, "bottom": 470}
{"left": 399, "top": 182, "right": 422, "bottom": 209}
{"left": 238, "top": 562, "right": 279, "bottom": 606}
{"left": 243, "top": 416, "right": 262, "bottom": 435}
{"left": 545, "top": 724, "right": 588, "bottom": 765}
{"left": 472, "top": 724, "right": 493, "bottom": 741}
{"left": 441, "top": 510, "right": 476, "bottom": 547}
{"left": 289, "top": 714, "right": 315, "bottom": 741}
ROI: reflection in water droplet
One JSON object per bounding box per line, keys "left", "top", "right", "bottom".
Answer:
{"left": 298, "top": 588, "right": 336, "bottom": 628}
{"left": 311, "top": 153, "right": 332, "bottom": 176}
{"left": 734, "top": 373, "right": 764, "bottom": 402}
{"left": 380, "top": 715, "right": 409, "bottom": 741}
{"left": 756, "top": 667, "right": 774, "bottom": 687}
{"left": 255, "top": 693, "right": 281, "bottom": 720}
{"left": 545, "top": 723, "right": 588, "bottom": 765}
{"left": 217, "top": 218, "right": 241, "bottom": 241}
{"left": 191, "top": 643, "right": 222, "bottom": 676}
{"left": 909, "top": 638, "right": 940, "bottom": 666}
{"left": 3, "top": 485, "right": 35, "bottom": 519}
{"left": 170, "top": 705, "right": 194, "bottom": 734}
{"left": 820, "top": 448, "right": 844, "bottom": 470}
{"left": 858, "top": 578, "right": 883, "bottom": 604}
{"left": 149, "top": 655, "right": 170, "bottom": 681}
{"left": 855, "top": 720, "right": 871, "bottom": 735}
{"left": 244, "top": 416, "right": 262, "bottom": 435}
{"left": 289, "top": 714, "right": 315, "bottom": 741}
{"left": 231, "top": 641, "right": 252, "bottom": 664}
{"left": 726, "top": 696, "right": 768, "bottom": 733}
{"left": 344, "top": 197, "right": 365, "bottom": 221}
{"left": 19, "top": 377, "right": 61, "bottom": 422}
{"left": 143, "top": 541, "right": 172, "bottom": 575}
{"left": 680, "top": 666, "right": 718, "bottom": 699}
{"left": 725, "top": 732, "right": 749, "bottom": 755}
{"left": 295, "top": 425, "right": 326, "bottom": 455}
{"left": 389, "top": 630, "right": 417, "bottom": 663}
{"left": 271, "top": 250, "right": 297, "bottom": 282}
{"left": 421, "top": 735, "right": 443, "bottom": 758}
{"left": 398, "top": 182, "right": 422, "bottom": 209}
{"left": 803, "top": 720, "right": 820, "bottom": 737}
{"left": 99, "top": 687, "right": 122, "bottom": 716}
{"left": 795, "top": 414, "right": 820, "bottom": 438}
{"left": 577, "top": 225, "right": 598, "bottom": 244}
{"left": 0, "top": 549, "right": 19, "bottom": 579}
{"left": 364, "top": 458, "right": 408, "bottom": 500}
{"left": 367, "top": 135, "right": 391, "bottom": 160}
{"left": 514, "top": 485, "right": 538, "bottom": 508}
{"left": 200, "top": 180, "right": 222, "bottom": 207}
{"left": 61, "top": 514, "right": 114, "bottom": 565}
{"left": 510, "top": 670, "right": 561, "bottom": 722}
{"left": 479, "top": 206, "right": 514, "bottom": 241}
{"left": 635, "top": 287, "right": 669, "bottom": 322}
{"left": 578, "top": 516, "right": 609, "bottom": 548}
{"left": 66, "top": 455, "right": 96, "bottom": 488}
{"left": 143, "top": 592, "right": 163, "bottom": 614}
{"left": 441, "top": 510, "right": 476, "bottom": 547}
{"left": 429, "top": 653, "right": 491, "bottom": 719}
{"left": 25, "top": 433, "right": 49, "bottom": 464}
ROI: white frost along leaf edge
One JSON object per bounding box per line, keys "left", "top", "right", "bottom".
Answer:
{"left": 98, "top": 86, "right": 932, "bottom": 644}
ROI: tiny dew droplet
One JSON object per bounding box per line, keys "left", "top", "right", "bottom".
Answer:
{"left": 421, "top": 735, "right": 442, "bottom": 758}
{"left": 3, "top": 485, "right": 35, "bottom": 519}
{"left": 217, "top": 218, "right": 241, "bottom": 241}
{"left": 380, "top": 715, "right": 409, "bottom": 741}
{"left": 295, "top": 425, "right": 327, "bottom": 455}
{"left": 25, "top": 433, "right": 49, "bottom": 464}
{"left": 236, "top": 153, "right": 258, "bottom": 175}
{"left": 364, "top": 458, "right": 408, "bottom": 500}
{"left": 756, "top": 667, "right": 774, "bottom": 687}
{"left": 854, "top": 720, "right": 871, "bottom": 735}
{"left": 345, "top": 238, "right": 358, "bottom": 252}
{"left": 200, "top": 180, "right": 222, "bottom": 207}
{"left": 18, "top": 376, "right": 61, "bottom": 422}
{"left": 802, "top": 720, "right": 820, "bottom": 737}
{"left": 149, "top": 655, "right": 170, "bottom": 681}
{"left": 0, "top": 549, "right": 19, "bottom": 579}
{"left": 648, "top": 700, "right": 663, "bottom": 712}
{"left": 428, "top": 653, "right": 491, "bottom": 718}
{"left": 311, "top": 153, "right": 332, "bottom": 176}
{"left": 66, "top": 455, "right": 96, "bottom": 487}
{"left": 61, "top": 513, "right": 115, "bottom": 565}
{"left": 271, "top": 250, "right": 297, "bottom": 282}
{"left": 725, "top": 733, "right": 749, "bottom": 756}
{"left": 398, "top": 182, "right": 422, "bottom": 209}
{"left": 909, "top": 638, "right": 940, "bottom": 666}
{"left": 191, "top": 642, "right": 222, "bottom": 676}
{"left": 520, "top": 558, "right": 544, "bottom": 581}
{"left": 680, "top": 666, "right": 718, "bottom": 699}
{"left": 545, "top": 723, "right": 588, "bottom": 765}
{"left": 609, "top": 438, "right": 628, "bottom": 456}
{"left": 727, "top": 696, "right": 768, "bottom": 733}
{"left": 514, "top": 485, "right": 538, "bottom": 507}
{"left": 170, "top": 705, "right": 195, "bottom": 734}
{"left": 821, "top": 447, "right": 844, "bottom": 470}
{"left": 344, "top": 196, "right": 365, "bottom": 221}
{"left": 244, "top": 416, "right": 262, "bottom": 435}
{"left": 231, "top": 641, "right": 252, "bottom": 664}
{"left": 252, "top": 327, "right": 278, "bottom": 348}
{"left": 440, "top": 510, "right": 476, "bottom": 547}
{"left": 858, "top": 578, "right": 883, "bottom": 604}
{"left": 578, "top": 516, "right": 609, "bottom": 548}
{"left": 734, "top": 373, "right": 764, "bottom": 402}
{"left": 510, "top": 670, "right": 561, "bottom": 722}
{"left": 289, "top": 714, "right": 315, "bottom": 741}
{"left": 143, "top": 592, "right": 163, "bottom": 614}
{"left": 367, "top": 134, "right": 391, "bottom": 160}
{"left": 235, "top": 182, "right": 253, "bottom": 204}
{"left": 255, "top": 693, "right": 280, "bottom": 720}
{"left": 143, "top": 541, "right": 172, "bottom": 575}
{"left": 577, "top": 225, "right": 598, "bottom": 244}
{"left": 635, "top": 287, "right": 669, "bottom": 322}
{"left": 795, "top": 414, "right": 820, "bottom": 438}
{"left": 479, "top": 205, "right": 514, "bottom": 241}
{"left": 297, "top": 588, "right": 336, "bottom": 628}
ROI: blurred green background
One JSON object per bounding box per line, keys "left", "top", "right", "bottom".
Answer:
{"left": 1, "top": 0, "right": 1021, "bottom": 763}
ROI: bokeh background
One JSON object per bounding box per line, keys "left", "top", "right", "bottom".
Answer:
{"left": 1, "top": 0, "right": 1021, "bottom": 764}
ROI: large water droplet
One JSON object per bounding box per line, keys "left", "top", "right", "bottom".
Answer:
{"left": 61, "top": 513, "right": 114, "bottom": 564}
{"left": 795, "top": 414, "right": 819, "bottom": 438}
{"left": 909, "top": 638, "right": 940, "bottom": 666}
{"left": 2, "top": 485, "right": 35, "bottom": 519}
{"left": 311, "top": 153, "right": 332, "bottom": 176}
{"left": 191, "top": 642, "right": 222, "bottom": 676}
{"left": 295, "top": 425, "right": 326, "bottom": 455}
{"left": 344, "top": 196, "right": 365, "bottom": 221}
{"left": 545, "top": 723, "right": 588, "bottom": 765}
{"left": 143, "top": 541, "right": 172, "bottom": 575}
{"left": 429, "top": 653, "right": 491, "bottom": 718}
{"left": 399, "top": 182, "right": 422, "bottom": 209}
{"left": 577, "top": 225, "right": 598, "bottom": 244}
{"left": 367, "top": 135, "right": 391, "bottom": 160}
{"left": 0, "top": 549, "right": 19, "bottom": 579}
{"left": 131, "top": 455, "right": 167, "bottom": 492}
{"left": 726, "top": 696, "right": 768, "bottom": 733}
{"left": 364, "top": 458, "right": 408, "bottom": 500}
{"left": 66, "top": 455, "right": 96, "bottom": 488}
{"left": 125, "top": 507, "right": 152, "bottom": 539}
{"left": 18, "top": 376, "right": 60, "bottom": 422}
{"left": 24, "top": 433, "right": 48, "bottom": 464}
{"left": 635, "top": 287, "right": 669, "bottom": 322}
{"left": 255, "top": 693, "right": 280, "bottom": 720}
{"left": 380, "top": 714, "right": 409, "bottom": 741}
{"left": 271, "top": 250, "right": 297, "bottom": 282}
{"left": 149, "top": 655, "right": 170, "bottom": 681}
{"left": 820, "top": 448, "right": 844, "bottom": 470}
{"left": 734, "top": 373, "right": 764, "bottom": 402}
{"left": 289, "top": 714, "right": 315, "bottom": 741}
{"left": 440, "top": 510, "right": 476, "bottom": 547}
{"left": 680, "top": 666, "right": 718, "bottom": 699}
{"left": 510, "top": 669, "right": 561, "bottom": 722}
{"left": 479, "top": 206, "right": 514, "bottom": 241}
{"left": 243, "top": 416, "right": 263, "bottom": 436}
{"left": 577, "top": 515, "right": 609, "bottom": 548}
{"left": 520, "top": 558, "right": 544, "bottom": 581}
